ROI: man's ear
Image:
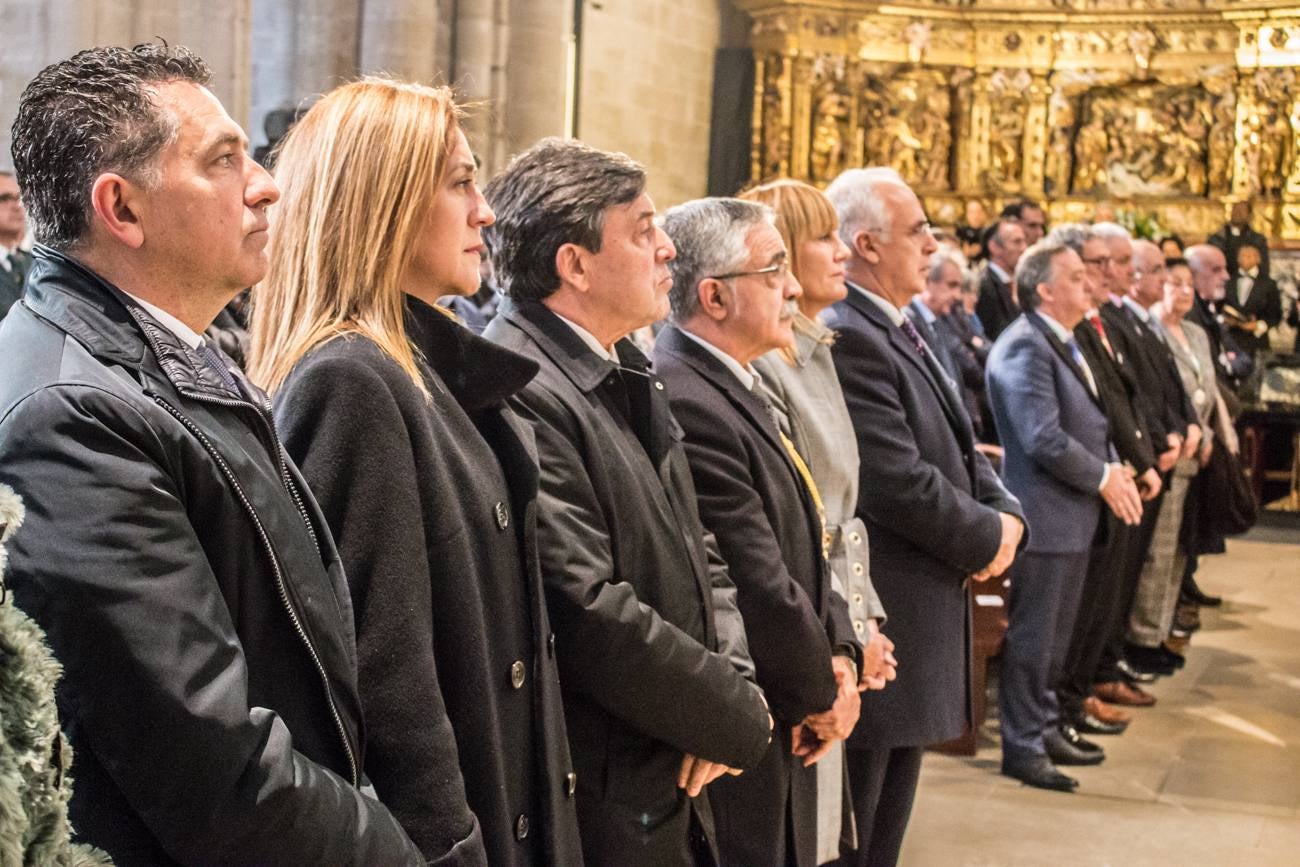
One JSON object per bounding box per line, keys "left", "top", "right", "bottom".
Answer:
{"left": 696, "top": 277, "right": 729, "bottom": 322}
{"left": 853, "top": 229, "right": 881, "bottom": 265}
{"left": 555, "top": 242, "right": 589, "bottom": 294}
{"left": 89, "top": 173, "right": 146, "bottom": 250}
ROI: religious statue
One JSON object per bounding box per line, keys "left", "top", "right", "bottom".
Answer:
{"left": 811, "top": 86, "right": 851, "bottom": 183}
{"left": 1074, "top": 112, "right": 1110, "bottom": 194}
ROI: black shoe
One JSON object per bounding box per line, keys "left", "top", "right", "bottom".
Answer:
{"left": 1160, "top": 645, "right": 1186, "bottom": 670}
{"left": 1002, "top": 754, "right": 1079, "bottom": 791}
{"left": 1116, "top": 658, "right": 1159, "bottom": 684}
{"left": 1183, "top": 576, "right": 1223, "bottom": 608}
{"left": 1056, "top": 723, "right": 1106, "bottom": 754}
{"left": 1125, "top": 645, "right": 1175, "bottom": 677}
{"left": 1071, "top": 712, "right": 1128, "bottom": 736}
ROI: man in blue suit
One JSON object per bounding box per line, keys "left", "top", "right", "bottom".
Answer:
{"left": 986, "top": 240, "right": 1144, "bottom": 792}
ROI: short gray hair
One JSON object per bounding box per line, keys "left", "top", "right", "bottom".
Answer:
{"left": 1045, "top": 222, "right": 1096, "bottom": 255}
{"left": 927, "top": 249, "right": 966, "bottom": 283}
{"left": 825, "top": 166, "right": 905, "bottom": 247}
{"left": 1015, "top": 239, "right": 1074, "bottom": 311}
{"left": 1090, "top": 221, "right": 1132, "bottom": 242}
{"left": 660, "top": 197, "right": 773, "bottom": 323}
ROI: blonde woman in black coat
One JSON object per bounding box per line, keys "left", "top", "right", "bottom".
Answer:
{"left": 247, "top": 79, "right": 582, "bottom": 867}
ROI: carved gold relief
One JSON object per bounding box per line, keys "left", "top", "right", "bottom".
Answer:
{"left": 738, "top": 0, "right": 1300, "bottom": 241}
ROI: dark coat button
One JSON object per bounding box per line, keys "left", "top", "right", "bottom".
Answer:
{"left": 510, "top": 660, "right": 526, "bottom": 689}
{"left": 565, "top": 772, "right": 577, "bottom": 798}
{"left": 515, "top": 813, "right": 529, "bottom": 840}
{"left": 494, "top": 501, "right": 509, "bottom": 530}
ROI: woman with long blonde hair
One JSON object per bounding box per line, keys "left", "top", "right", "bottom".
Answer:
{"left": 740, "top": 179, "right": 897, "bottom": 867}
{"left": 247, "top": 78, "right": 581, "bottom": 866}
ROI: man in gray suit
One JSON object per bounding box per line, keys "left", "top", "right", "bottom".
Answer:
{"left": 0, "top": 170, "right": 31, "bottom": 319}
{"left": 986, "top": 240, "right": 1143, "bottom": 792}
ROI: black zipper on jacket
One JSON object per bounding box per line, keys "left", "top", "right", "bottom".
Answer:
{"left": 150, "top": 393, "right": 359, "bottom": 787}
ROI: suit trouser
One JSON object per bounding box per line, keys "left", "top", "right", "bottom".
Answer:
{"left": 1095, "top": 482, "right": 1165, "bottom": 682}
{"left": 839, "top": 745, "right": 924, "bottom": 867}
{"left": 999, "top": 550, "right": 1092, "bottom": 761}
{"left": 1056, "top": 516, "right": 1141, "bottom": 718}
{"left": 1128, "top": 470, "right": 1194, "bottom": 647}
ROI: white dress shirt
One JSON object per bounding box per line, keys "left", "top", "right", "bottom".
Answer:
{"left": 121, "top": 291, "right": 203, "bottom": 350}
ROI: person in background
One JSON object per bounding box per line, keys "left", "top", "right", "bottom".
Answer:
{"left": 1000, "top": 199, "right": 1047, "bottom": 246}
{"left": 1223, "top": 243, "right": 1281, "bottom": 390}
{"left": 975, "top": 219, "right": 1028, "bottom": 341}
{"left": 247, "top": 79, "right": 582, "bottom": 866}
{"left": 1, "top": 43, "right": 423, "bottom": 864}
{"left": 956, "top": 199, "right": 989, "bottom": 263}
{"left": 0, "top": 169, "right": 30, "bottom": 319}
{"left": 740, "top": 179, "right": 898, "bottom": 865}
{"left": 1209, "top": 200, "right": 1270, "bottom": 282}
{"left": 1158, "top": 235, "right": 1185, "bottom": 259}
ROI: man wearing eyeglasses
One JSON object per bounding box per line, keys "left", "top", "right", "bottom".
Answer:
{"left": 0, "top": 170, "right": 31, "bottom": 319}
{"left": 824, "top": 168, "right": 1025, "bottom": 866}
{"left": 653, "top": 197, "right": 862, "bottom": 867}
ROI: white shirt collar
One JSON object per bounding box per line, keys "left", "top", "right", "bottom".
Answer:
{"left": 987, "top": 261, "right": 1011, "bottom": 284}
{"left": 853, "top": 282, "right": 906, "bottom": 327}
{"left": 680, "top": 328, "right": 759, "bottom": 392}
{"left": 551, "top": 310, "right": 618, "bottom": 363}
{"left": 1036, "top": 309, "right": 1075, "bottom": 344}
{"left": 121, "top": 291, "right": 204, "bottom": 350}
{"left": 1120, "top": 295, "right": 1150, "bottom": 322}
{"left": 1240, "top": 268, "right": 1258, "bottom": 280}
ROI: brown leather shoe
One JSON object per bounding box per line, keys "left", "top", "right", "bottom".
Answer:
{"left": 1084, "top": 695, "right": 1133, "bottom": 724}
{"left": 1093, "top": 680, "right": 1157, "bottom": 707}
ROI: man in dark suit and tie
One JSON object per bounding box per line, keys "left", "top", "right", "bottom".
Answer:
{"left": 975, "top": 218, "right": 1027, "bottom": 341}
{"left": 824, "top": 167, "right": 1026, "bottom": 865}
{"left": 1224, "top": 243, "right": 1281, "bottom": 360}
{"left": 1209, "top": 200, "right": 1270, "bottom": 283}
{"left": 986, "top": 240, "right": 1144, "bottom": 792}
{"left": 654, "top": 196, "right": 862, "bottom": 867}
{"left": 0, "top": 170, "right": 31, "bottom": 319}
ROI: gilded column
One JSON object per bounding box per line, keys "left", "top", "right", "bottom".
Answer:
{"left": 1021, "top": 70, "right": 1051, "bottom": 198}
{"left": 789, "top": 53, "right": 816, "bottom": 182}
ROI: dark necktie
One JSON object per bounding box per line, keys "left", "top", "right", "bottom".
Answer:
{"left": 899, "top": 316, "right": 928, "bottom": 356}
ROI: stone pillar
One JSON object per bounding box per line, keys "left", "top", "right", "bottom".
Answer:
{"left": 1021, "top": 70, "right": 1051, "bottom": 197}
{"left": 503, "top": 0, "right": 571, "bottom": 156}
{"left": 358, "top": 0, "right": 443, "bottom": 83}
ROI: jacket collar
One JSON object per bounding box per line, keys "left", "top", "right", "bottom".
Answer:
{"left": 22, "top": 245, "right": 245, "bottom": 401}
{"left": 405, "top": 295, "right": 538, "bottom": 412}
{"left": 1024, "top": 310, "right": 1104, "bottom": 410}
{"left": 498, "top": 296, "right": 637, "bottom": 392}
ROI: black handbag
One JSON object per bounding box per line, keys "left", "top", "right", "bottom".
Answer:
{"left": 1197, "top": 444, "right": 1258, "bottom": 538}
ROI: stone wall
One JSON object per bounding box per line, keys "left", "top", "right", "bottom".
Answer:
{"left": 577, "top": 0, "right": 725, "bottom": 207}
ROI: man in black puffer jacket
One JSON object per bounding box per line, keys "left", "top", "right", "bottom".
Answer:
{"left": 0, "top": 44, "right": 422, "bottom": 865}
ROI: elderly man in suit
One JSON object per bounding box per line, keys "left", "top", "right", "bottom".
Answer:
{"left": 987, "top": 240, "right": 1144, "bottom": 792}
{"left": 482, "top": 140, "right": 772, "bottom": 866}
{"left": 975, "top": 218, "right": 1027, "bottom": 341}
{"left": 652, "top": 196, "right": 862, "bottom": 867}
{"left": 0, "top": 170, "right": 31, "bottom": 319}
{"left": 824, "top": 167, "right": 1026, "bottom": 866}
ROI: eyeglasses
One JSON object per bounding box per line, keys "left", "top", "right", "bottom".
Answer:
{"left": 0, "top": 194, "right": 19, "bottom": 205}
{"left": 1081, "top": 256, "right": 1112, "bottom": 269}
{"left": 708, "top": 260, "right": 790, "bottom": 285}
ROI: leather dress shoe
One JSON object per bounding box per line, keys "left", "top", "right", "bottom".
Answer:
{"left": 1182, "top": 577, "right": 1223, "bottom": 608}
{"left": 1084, "top": 695, "right": 1132, "bottom": 724}
{"left": 1160, "top": 644, "right": 1186, "bottom": 670}
{"left": 1072, "top": 710, "right": 1128, "bottom": 736}
{"left": 1125, "top": 645, "right": 1175, "bottom": 677}
{"left": 1045, "top": 726, "right": 1105, "bottom": 765}
{"left": 1116, "top": 659, "right": 1159, "bottom": 684}
{"left": 1002, "top": 754, "right": 1079, "bottom": 792}
{"left": 1093, "top": 680, "right": 1156, "bottom": 707}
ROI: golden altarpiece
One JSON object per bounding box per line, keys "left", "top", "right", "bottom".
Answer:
{"left": 736, "top": 0, "right": 1300, "bottom": 242}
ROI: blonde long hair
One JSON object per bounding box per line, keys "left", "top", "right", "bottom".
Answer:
{"left": 246, "top": 77, "right": 462, "bottom": 397}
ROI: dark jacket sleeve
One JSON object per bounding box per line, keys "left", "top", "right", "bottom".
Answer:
{"left": 701, "top": 528, "right": 758, "bottom": 683}
{"left": 274, "top": 350, "right": 487, "bottom": 865}
{"left": 671, "top": 392, "right": 838, "bottom": 725}
{"left": 511, "top": 384, "right": 771, "bottom": 770}
{"left": 0, "top": 386, "right": 425, "bottom": 867}
{"left": 832, "top": 326, "right": 1005, "bottom": 575}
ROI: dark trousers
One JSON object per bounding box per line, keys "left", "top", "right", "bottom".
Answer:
{"left": 840, "top": 746, "right": 923, "bottom": 867}
{"left": 1095, "top": 482, "right": 1165, "bottom": 681}
{"left": 999, "top": 550, "right": 1092, "bottom": 761}
{"left": 1056, "top": 516, "right": 1141, "bottom": 716}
